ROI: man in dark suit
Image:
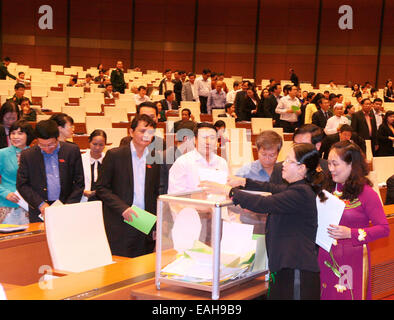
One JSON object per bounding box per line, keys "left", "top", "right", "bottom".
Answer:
{"left": 0, "top": 57, "right": 16, "bottom": 80}
{"left": 16, "top": 120, "right": 84, "bottom": 222}
{"left": 173, "top": 70, "right": 183, "bottom": 104}
{"left": 262, "top": 83, "right": 282, "bottom": 127}
{"left": 96, "top": 114, "right": 160, "bottom": 258}
{"left": 119, "top": 102, "right": 165, "bottom": 154}
{"left": 218, "top": 103, "right": 237, "bottom": 119}
{"left": 233, "top": 80, "right": 251, "bottom": 121}
{"left": 160, "top": 90, "right": 179, "bottom": 111}
{"left": 312, "top": 97, "right": 333, "bottom": 129}
{"left": 320, "top": 124, "right": 366, "bottom": 159}
{"left": 110, "top": 61, "right": 126, "bottom": 94}
{"left": 351, "top": 98, "right": 378, "bottom": 155}
{"left": 293, "top": 124, "right": 329, "bottom": 174}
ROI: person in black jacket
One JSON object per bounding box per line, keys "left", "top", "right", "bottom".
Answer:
{"left": 386, "top": 175, "right": 394, "bottom": 205}
{"left": 0, "top": 57, "right": 16, "bottom": 80}
{"left": 16, "top": 120, "right": 84, "bottom": 222}
{"left": 110, "top": 61, "right": 126, "bottom": 94}
{"left": 320, "top": 124, "right": 366, "bottom": 159}
{"left": 262, "top": 83, "right": 282, "bottom": 127}
{"left": 200, "top": 143, "right": 327, "bottom": 300}
{"left": 376, "top": 111, "right": 394, "bottom": 156}
{"left": 312, "top": 97, "right": 333, "bottom": 130}
{"left": 96, "top": 114, "right": 160, "bottom": 258}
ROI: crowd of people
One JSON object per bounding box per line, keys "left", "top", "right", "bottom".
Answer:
{"left": 0, "top": 57, "right": 393, "bottom": 300}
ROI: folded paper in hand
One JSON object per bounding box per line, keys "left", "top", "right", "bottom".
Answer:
{"left": 124, "top": 205, "right": 156, "bottom": 235}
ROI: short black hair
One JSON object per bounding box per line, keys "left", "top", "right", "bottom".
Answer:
{"left": 329, "top": 93, "right": 337, "bottom": 101}
{"left": 14, "top": 83, "right": 26, "bottom": 90}
{"left": 373, "top": 98, "right": 383, "bottom": 103}
{"left": 225, "top": 103, "right": 233, "bottom": 112}
{"left": 3, "top": 57, "right": 11, "bottom": 62}
{"left": 233, "top": 81, "right": 240, "bottom": 88}
{"left": 181, "top": 108, "right": 191, "bottom": 116}
{"left": 20, "top": 97, "right": 30, "bottom": 105}
{"left": 137, "top": 101, "right": 158, "bottom": 116}
{"left": 88, "top": 129, "right": 107, "bottom": 143}
{"left": 130, "top": 114, "right": 157, "bottom": 131}
{"left": 188, "top": 72, "right": 195, "bottom": 78}
{"left": 214, "top": 120, "right": 226, "bottom": 129}
{"left": 18, "top": 71, "right": 25, "bottom": 76}
{"left": 360, "top": 98, "right": 371, "bottom": 105}
{"left": 193, "top": 122, "right": 217, "bottom": 137}
{"left": 202, "top": 69, "right": 211, "bottom": 75}
{"left": 35, "top": 120, "right": 59, "bottom": 139}
{"left": 294, "top": 124, "right": 324, "bottom": 146}
{"left": 49, "top": 113, "right": 74, "bottom": 127}
{"left": 138, "top": 85, "right": 147, "bottom": 91}
{"left": 0, "top": 101, "right": 20, "bottom": 124}
{"left": 339, "top": 124, "right": 353, "bottom": 133}
{"left": 164, "top": 69, "right": 171, "bottom": 73}
{"left": 164, "top": 90, "right": 173, "bottom": 99}
{"left": 9, "top": 120, "right": 35, "bottom": 146}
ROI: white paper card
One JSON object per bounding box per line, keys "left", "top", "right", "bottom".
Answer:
{"left": 315, "top": 190, "right": 345, "bottom": 252}
{"left": 172, "top": 207, "right": 202, "bottom": 253}
{"left": 198, "top": 168, "right": 228, "bottom": 185}
{"left": 14, "top": 190, "right": 28, "bottom": 211}
{"left": 221, "top": 221, "right": 255, "bottom": 257}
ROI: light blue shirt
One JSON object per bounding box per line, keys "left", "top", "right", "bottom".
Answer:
{"left": 130, "top": 141, "right": 148, "bottom": 210}
{"left": 207, "top": 89, "right": 226, "bottom": 114}
{"left": 235, "top": 160, "right": 271, "bottom": 182}
{"left": 41, "top": 143, "right": 61, "bottom": 201}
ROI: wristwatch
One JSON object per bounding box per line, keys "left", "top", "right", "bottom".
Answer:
{"left": 229, "top": 187, "right": 235, "bottom": 199}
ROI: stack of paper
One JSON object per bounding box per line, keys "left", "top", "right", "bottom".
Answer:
{"left": 0, "top": 224, "right": 28, "bottom": 233}
{"left": 161, "top": 221, "right": 267, "bottom": 285}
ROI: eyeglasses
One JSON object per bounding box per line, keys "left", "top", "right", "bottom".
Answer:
{"left": 283, "top": 158, "right": 301, "bottom": 165}
{"left": 38, "top": 142, "right": 58, "bottom": 149}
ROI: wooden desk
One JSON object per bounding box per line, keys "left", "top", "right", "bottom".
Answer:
{"left": 0, "top": 223, "right": 52, "bottom": 286}
{"left": 129, "top": 277, "right": 268, "bottom": 300}
{"left": 5, "top": 251, "right": 175, "bottom": 300}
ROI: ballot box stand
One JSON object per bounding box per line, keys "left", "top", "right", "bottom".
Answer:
{"left": 155, "top": 190, "right": 268, "bottom": 300}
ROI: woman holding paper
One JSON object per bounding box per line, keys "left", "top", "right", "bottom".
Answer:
{"left": 0, "top": 120, "right": 34, "bottom": 224}
{"left": 200, "top": 143, "right": 327, "bottom": 300}
{"left": 319, "top": 141, "right": 389, "bottom": 300}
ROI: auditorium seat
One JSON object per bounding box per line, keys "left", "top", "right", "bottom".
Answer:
{"left": 45, "top": 201, "right": 114, "bottom": 273}
{"left": 104, "top": 107, "right": 128, "bottom": 123}
{"left": 251, "top": 118, "right": 273, "bottom": 135}
{"left": 62, "top": 106, "right": 87, "bottom": 123}
{"left": 85, "top": 116, "right": 112, "bottom": 135}
{"left": 42, "top": 96, "right": 65, "bottom": 112}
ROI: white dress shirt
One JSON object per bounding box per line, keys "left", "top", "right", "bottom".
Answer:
{"left": 195, "top": 77, "right": 212, "bottom": 97}
{"left": 168, "top": 149, "right": 228, "bottom": 194}
{"left": 324, "top": 115, "right": 350, "bottom": 135}
{"left": 275, "top": 95, "right": 300, "bottom": 122}
{"left": 130, "top": 141, "right": 149, "bottom": 210}
{"left": 373, "top": 109, "right": 383, "bottom": 129}
{"left": 226, "top": 89, "right": 239, "bottom": 104}
{"left": 81, "top": 151, "right": 105, "bottom": 202}
{"left": 134, "top": 94, "right": 151, "bottom": 106}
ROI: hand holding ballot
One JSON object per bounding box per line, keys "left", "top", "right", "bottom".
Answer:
{"left": 227, "top": 175, "right": 246, "bottom": 188}
{"left": 122, "top": 206, "right": 139, "bottom": 223}
{"left": 327, "top": 224, "right": 351, "bottom": 240}
{"left": 199, "top": 181, "right": 232, "bottom": 195}
{"left": 6, "top": 192, "right": 20, "bottom": 203}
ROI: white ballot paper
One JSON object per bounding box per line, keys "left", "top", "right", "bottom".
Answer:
{"left": 14, "top": 190, "right": 28, "bottom": 211}
{"left": 198, "top": 168, "right": 228, "bottom": 185}
{"left": 315, "top": 190, "right": 345, "bottom": 252}
{"left": 0, "top": 283, "right": 6, "bottom": 300}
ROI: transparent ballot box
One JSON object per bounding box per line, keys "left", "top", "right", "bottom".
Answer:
{"left": 155, "top": 190, "right": 269, "bottom": 300}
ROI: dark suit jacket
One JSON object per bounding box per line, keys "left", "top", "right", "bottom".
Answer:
{"left": 312, "top": 109, "right": 333, "bottom": 129}
{"left": 0, "top": 63, "right": 16, "bottom": 80}
{"left": 376, "top": 124, "right": 394, "bottom": 156}
{"left": 110, "top": 69, "right": 126, "bottom": 92}
{"left": 160, "top": 98, "right": 179, "bottom": 111}
{"left": 158, "top": 78, "right": 175, "bottom": 95}
{"left": 351, "top": 110, "right": 378, "bottom": 150}
{"left": 0, "top": 125, "right": 8, "bottom": 149}
{"left": 386, "top": 175, "right": 394, "bottom": 205}
{"left": 320, "top": 133, "right": 366, "bottom": 159}
{"left": 16, "top": 142, "right": 85, "bottom": 222}
{"left": 241, "top": 97, "right": 260, "bottom": 121}
{"left": 234, "top": 90, "right": 247, "bottom": 121}
{"left": 173, "top": 80, "right": 183, "bottom": 103}
{"left": 95, "top": 144, "right": 160, "bottom": 258}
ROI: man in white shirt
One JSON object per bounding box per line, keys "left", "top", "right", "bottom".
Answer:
{"left": 226, "top": 81, "right": 241, "bottom": 104}
{"left": 373, "top": 98, "right": 384, "bottom": 129}
{"left": 275, "top": 85, "right": 301, "bottom": 133}
{"left": 168, "top": 122, "right": 228, "bottom": 194}
{"left": 195, "top": 69, "right": 212, "bottom": 114}
{"left": 134, "top": 85, "right": 151, "bottom": 106}
{"left": 324, "top": 103, "right": 350, "bottom": 135}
